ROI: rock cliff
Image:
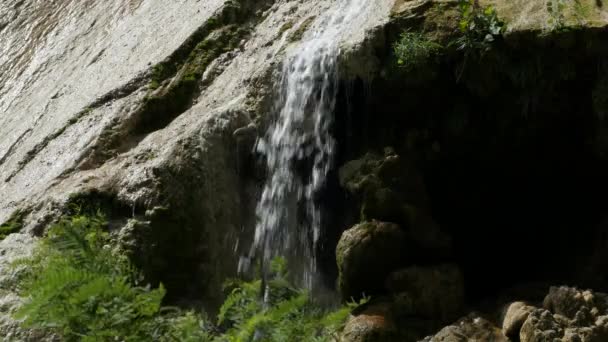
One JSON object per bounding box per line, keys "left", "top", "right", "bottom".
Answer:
{"left": 2, "top": 0, "right": 608, "bottom": 340}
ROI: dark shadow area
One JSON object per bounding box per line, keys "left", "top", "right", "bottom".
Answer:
{"left": 327, "top": 30, "right": 608, "bottom": 305}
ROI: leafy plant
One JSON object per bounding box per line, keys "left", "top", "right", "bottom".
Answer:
{"left": 455, "top": 0, "right": 504, "bottom": 54}
{"left": 14, "top": 213, "right": 209, "bottom": 341}
{"left": 393, "top": 32, "right": 443, "bottom": 71}
{"left": 14, "top": 212, "right": 359, "bottom": 341}
{"left": 215, "top": 256, "right": 359, "bottom": 342}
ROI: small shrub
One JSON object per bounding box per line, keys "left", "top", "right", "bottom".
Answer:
{"left": 454, "top": 0, "right": 504, "bottom": 54}
{"left": 393, "top": 32, "right": 443, "bottom": 71}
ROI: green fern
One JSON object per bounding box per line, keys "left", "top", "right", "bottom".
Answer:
{"left": 14, "top": 213, "right": 359, "bottom": 341}
{"left": 14, "top": 213, "right": 210, "bottom": 341}
{"left": 215, "top": 259, "right": 363, "bottom": 342}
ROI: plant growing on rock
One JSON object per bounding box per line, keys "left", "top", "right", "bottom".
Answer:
{"left": 0, "top": 210, "right": 26, "bottom": 241}
{"left": 393, "top": 31, "right": 443, "bottom": 71}
{"left": 454, "top": 0, "right": 504, "bottom": 55}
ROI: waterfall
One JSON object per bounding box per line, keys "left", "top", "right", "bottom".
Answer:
{"left": 247, "top": 0, "right": 371, "bottom": 288}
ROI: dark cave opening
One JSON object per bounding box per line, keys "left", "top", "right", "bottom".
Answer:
{"left": 327, "top": 44, "right": 608, "bottom": 306}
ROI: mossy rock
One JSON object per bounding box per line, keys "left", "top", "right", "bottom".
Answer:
{"left": 339, "top": 148, "right": 429, "bottom": 226}
{"left": 336, "top": 221, "right": 406, "bottom": 301}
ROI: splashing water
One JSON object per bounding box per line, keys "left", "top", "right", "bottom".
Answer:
{"left": 248, "top": 0, "right": 372, "bottom": 288}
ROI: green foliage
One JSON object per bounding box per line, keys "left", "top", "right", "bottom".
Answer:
{"left": 455, "top": 0, "right": 504, "bottom": 54}
{"left": 0, "top": 210, "right": 25, "bottom": 241}
{"left": 14, "top": 212, "right": 357, "bottom": 341}
{"left": 215, "top": 257, "right": 358, "bottom": 342}
{"left": 393, "top": 32, "right": 443, "bottom": 70}
{"left": 14, "top": 213, "right": 209, "bottom": 341}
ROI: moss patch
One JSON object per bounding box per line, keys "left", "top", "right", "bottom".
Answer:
{"left": 0, "top": 210, "right": 27, "bottom": 240}
{"left": 288, "top": 16, "right": 316, "bottom": 43}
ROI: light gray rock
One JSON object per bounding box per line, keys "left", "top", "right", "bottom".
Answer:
{"left": 502, "top": 301, "right": 535, "bottom": 338}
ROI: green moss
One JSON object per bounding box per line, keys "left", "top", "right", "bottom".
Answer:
{"left": 278, "top": 20, "right": 295, "bottom": 36}
{"left": 288, "top": 16, "right": 316, "bottom": 43}
{"left": 0, "top": 210, "right": 26, "bottom": 240}
{"left": 145, "top": 0, "right": 267, "bottom": 92}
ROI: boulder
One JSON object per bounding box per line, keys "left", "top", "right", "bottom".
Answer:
{"left": 339, "top": 149, "right": 452, "bottom": 261}
{"left": 336, "top": 221, "right": 406, "bottom": 301}
{"left": 501, "top": 301, "right": 535, "bottom": 339}
{"left": 423, "top": 314, "right": 509, "bottom": 342}
{"left": 340, "top": 301, "right": 399, "bottom": 342}
{"left": 519, "top": 308, "right": 565, "bottom": 342}
{"left": 387, "top": 264, "right": 464, "bottom": 321}
{"left": 543, "top": 286, "right": 608, "bottom": 320}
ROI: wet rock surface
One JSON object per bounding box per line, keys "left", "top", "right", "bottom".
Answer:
{"left": 0, "top": 0, "right": 394, "bottom": 335}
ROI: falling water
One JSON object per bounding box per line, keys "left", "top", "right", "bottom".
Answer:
{"left": 248, "top": 0, "right": 372, "bottom": 288}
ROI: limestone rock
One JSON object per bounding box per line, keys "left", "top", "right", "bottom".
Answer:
{"left": 519, "top": 308, "right": 564, "bottom": 342}
{"left": 0, "top": 233, "right": 57, "bottom": 341}
{"left": 336, "top": 221, "right": 406, "bottom": 301}
{"left": 543, "top": 286, "right": 608, "bottom": 320}
{"left": 502, "top": 301, "right": 535, "bottom": 338}
{"left": 387, "top": 264, "right": 464, "bottom": 321}
{"left": 424, "top": 314, "right": 509, "bottom": 342}
{"left": 340, "top": 301, "right": 399, "bottom": 342}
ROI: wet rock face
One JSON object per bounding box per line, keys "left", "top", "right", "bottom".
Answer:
{"left": 0, "top": 0, "right": 395, "bottom": 336}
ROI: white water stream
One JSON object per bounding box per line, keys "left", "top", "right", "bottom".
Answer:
{"left": 249, "top": 0, "right": 373, "bottom": 288}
